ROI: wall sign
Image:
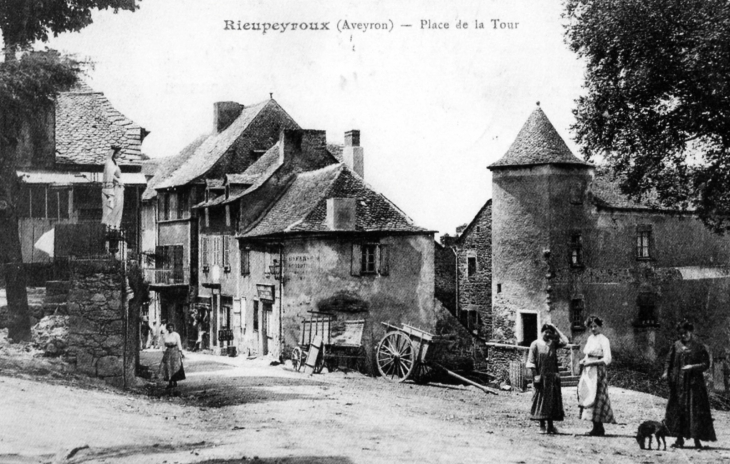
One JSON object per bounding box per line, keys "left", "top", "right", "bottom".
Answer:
{"left": 256, "top": 284, "right": 275, "bottom": 301}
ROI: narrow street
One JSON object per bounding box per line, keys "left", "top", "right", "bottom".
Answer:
{"left": 2, "top": 351, "right": 730, "bottom": 464}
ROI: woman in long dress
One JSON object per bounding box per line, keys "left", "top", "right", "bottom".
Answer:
{"left": 577, "top": 315, "right": 616, "bottom": 436}
{"left": 663, "top": 320, "right": 716, "bottom": 448}
{"left": 159, "top": 323, "right": 186, "bottom": 389}
{"left": 526, "top": 323, "right": 569, "bottom": 434}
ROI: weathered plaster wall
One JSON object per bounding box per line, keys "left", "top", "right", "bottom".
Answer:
{"left": 493, "top": 162, "right": 730, "bottom": 369}
{"left": 66, "top": 260, "right": 135, "bottom": 387}
{"left": 492, "top": 165, "right": 593, "bottom": 344}
{"left": 228, "top": 234, "right": 436, "bottom": 371}
{"left": 555, "top": 206, "right": 730, "bottom": 361}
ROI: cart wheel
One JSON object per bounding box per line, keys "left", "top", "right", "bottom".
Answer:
{"left": 314, "top": 346, "right": 326, "bottom": 374}
{"left": 291, "top": 347, "right": 303, "bottom": 372}
{"left": 413, "top": 363, "right": 434, "bottom": 385}
{"left": 376, "top": 331, "right": 416, "bottom": 382}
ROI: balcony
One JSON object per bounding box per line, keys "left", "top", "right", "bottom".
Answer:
{"left": 145, "top": 267, "right": 190, "bottom": 288}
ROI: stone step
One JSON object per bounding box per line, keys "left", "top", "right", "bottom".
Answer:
{"left": 43, "top": 294, "right": 68, "bottom": 304}
{"left": 46, "top": 280, "right": 71, "bottom": 297}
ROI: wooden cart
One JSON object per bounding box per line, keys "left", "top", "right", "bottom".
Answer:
{"left": 291, "top": 313, "right": 366, "bottom": 374}
{"left": 376, "top": 322, "right": 439, "bottom": 383}
{"left": 376, "top": 322, "right": 499, "bottom": 394}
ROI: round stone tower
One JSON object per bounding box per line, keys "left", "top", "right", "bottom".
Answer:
{"left": 487, "top": 105, "right": 594, "bottom": 346}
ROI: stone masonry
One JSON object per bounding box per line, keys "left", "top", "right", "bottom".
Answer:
{"left": 66, "top": 259, "right": 135, "bottom": 388}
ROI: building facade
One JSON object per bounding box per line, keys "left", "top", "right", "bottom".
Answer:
{"left": 14, "top": 83, "right": 148, "bottom": 280}
{"left": 140, "top": 98, "right": 299, "bottom": 347}
{"left": 195, "top": 128, "right": 438, "bottom": 372}
{"left": 439, "top": 106, "right": 730, "bottom": 383}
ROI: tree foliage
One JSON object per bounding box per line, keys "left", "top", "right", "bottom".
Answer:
{"left": 564, "top": 0, "right": 730, "bottom": 231}
{"left": 0, "top": 0, "right": 137, "bottom": 52}
{"left": 0, "top": 1, "right": 138, "bottom": 342}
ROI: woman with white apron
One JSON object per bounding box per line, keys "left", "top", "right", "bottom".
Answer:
{"left": 577, "top": 315, "right": 616, "bottom": 436}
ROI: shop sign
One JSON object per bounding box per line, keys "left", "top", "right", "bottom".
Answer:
{"left": 256, "top": 284, "right": 275, "bottom": 301}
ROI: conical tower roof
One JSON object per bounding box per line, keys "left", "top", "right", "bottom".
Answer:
{"left": 489, "top": 106, "right": 589, "bottom": 169}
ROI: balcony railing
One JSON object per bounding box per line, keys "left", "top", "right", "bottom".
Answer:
{"left": 144, "top": 267, "right": 190, "bottom": 286}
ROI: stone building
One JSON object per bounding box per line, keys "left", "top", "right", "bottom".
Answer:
{"left": 194, "top": 128, "right": 437, "bottom": 368}
{"left": 140, "top": 98, "right": 299, "bottom": 347}
{"left": 440, "top": 105, "right": 730, "bottom": 381}
{"left": 14, "top": 83, "right": 149, "bottom": 277}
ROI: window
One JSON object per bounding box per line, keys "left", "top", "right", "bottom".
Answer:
{"left": 240, "top": 246, "right": 250, "bottom": 276}
{"left": 362, "top": 244, "right": 377, "bottom": 274}
{"left": 213, "top": 236, "right": 222, "bottom": 266}
{"left": 17, "top": 186, "right": 30, "bottom": 218}
{"left": 201, "top": 237, "right": 209, "bottom": 271}
{"left": 635, "top": 293, "right": 659, "bottom": 328}
{"left": 467, "top": 256, "right": 477, "bottom": 277}
{"left": 570, "top": 234, "right": 584, "bottom": 267}
{"left": 253, "top": 300, "right": 259, "bottom": 332}
{"left": 497, "top": 283, "right": 502, "bottom": 293}
{"left": 223, "top": 236, "right": 231, "bottom": 272}
{"left": 570, "top": 299, "right": 585, "bottom": 330}
{"left": 352, "top": 243, "right": 389, "bottom": 276}
{"left": 58, "top": 189, "right": 70, "bottom": 219}
{"left": 177, "top": 191, "right": 189, "bottom": 219}
{"left": 476, "top": 225, "right": 481, "bottom": 234}
{"left": 168, "top": 193, "right": 178, "bottom": 220}
{"left": 637, "top": 227, "right": 652, "bottom": 259}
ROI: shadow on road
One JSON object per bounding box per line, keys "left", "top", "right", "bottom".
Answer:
{"left": 194, "top": 458, "right": 354, "bottom": 464}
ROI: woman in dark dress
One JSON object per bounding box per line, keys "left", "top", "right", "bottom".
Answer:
{"left": 526, "top": 323, "right": 569, "bottom": 434}
{"left": 663, "top": 320, "right": 716, "bottom": 448}
{"left": 159, "top": 323, "right": 186, "bottom": 389}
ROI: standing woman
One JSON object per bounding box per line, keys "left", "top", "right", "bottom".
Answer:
{"left": 526, "top": 323, "right": 570, "bottom": 434}
{"left": 577, "top": 315, "right": 616, "bottom": 436}
{"left": 663, "top": 320, "right": 716, "bottom": 448}
{"left": 159, "top": 323, "right": 186, "bottom": 389}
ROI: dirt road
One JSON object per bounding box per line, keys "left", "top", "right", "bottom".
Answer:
{"left": 2, "top": 350, "right": 730, "bottom": 464}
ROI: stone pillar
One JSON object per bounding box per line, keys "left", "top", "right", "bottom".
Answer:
{"left": 66, "top": 259, "right": 132, "bottom": 388}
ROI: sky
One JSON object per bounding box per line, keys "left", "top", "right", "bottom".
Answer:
{"left": 38, "top": 0, "right": 586, "bottom": 237}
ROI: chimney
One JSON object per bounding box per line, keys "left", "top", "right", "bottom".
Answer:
{"left": 279, "top": 129, "right": 327, "bottom": 170}
{"left": 343, "top": 130, "right": 364, "bottom": 178}
{"left": 327, "top": 198, "right": 357, "bottom": 230}
{"left": 213, "top": 101, "right": 244, "bottom": 132}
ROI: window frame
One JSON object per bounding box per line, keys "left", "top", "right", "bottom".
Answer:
{"left": 240, "top": 245, "right": 250, "bottom": 276}
{"left": 361, "top": 244, "right": 378, "bottom": 274}
{"left": 223, "top": 235, "right": 231, "bottom": 272}
{"left": 467, "top": 255, "right": 478, "bottom": 278}
{"left": 570, "top": 233, "right": 584, "bottom": 267}
{"left": 570, "top": 298, "right": 586, "bottom": 331}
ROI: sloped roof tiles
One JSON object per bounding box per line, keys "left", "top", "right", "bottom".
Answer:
{"left": 55, "top": 83, "right": 147, "bottom": 166}
{"left": 490, "top": 106, "right": 589, "bottom": 168}
{"left": 154, "top": 99, "right": 273, "bottom": 190}
{"left": 240, "top": 164, "right": 429, "bottom": 237}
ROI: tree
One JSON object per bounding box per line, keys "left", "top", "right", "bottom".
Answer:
{"left": 564, "top": 0, "right": 730, "bottom": 231}
{"left": 0, "top": 1, "right": 138, "bottom": 342}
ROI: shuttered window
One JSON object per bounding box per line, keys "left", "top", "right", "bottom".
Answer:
{"left": 351, "top": 242, "right": 390, "bottom": 276}
{"left": 223, "top": 236, "right": 231, "bottom": 271}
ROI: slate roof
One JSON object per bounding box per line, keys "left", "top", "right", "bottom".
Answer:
{"left": 240, "top": 164, "right": 429, "bottom": 237}
{"left": 490, "top": 106, "right": 589, "bottom": 168}
{"left": 142, "top": 134, "right": 208, "bottom": 200}
{"left": 154, "top": 99, "right": 274, "bottom": 190}
{"left": 55, "top": 83, "right": 148, "bottom": 166}
{"left": 590, "top": 166, "right": 657, "bottom": 209}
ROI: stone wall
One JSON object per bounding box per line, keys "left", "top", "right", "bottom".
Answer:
{"left": 66, "top": 259, "right": 135, "bottom": 388}
{"left": 454, "top": 201, "right": 493, "bottom": 338}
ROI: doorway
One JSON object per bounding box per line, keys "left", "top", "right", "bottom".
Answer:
{"left": 520, "top": 312, "right": 538, "bottom": 347}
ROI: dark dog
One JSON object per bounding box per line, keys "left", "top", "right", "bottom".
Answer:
{"left": 636, "top": 420, "right": 669, "bottom": 450}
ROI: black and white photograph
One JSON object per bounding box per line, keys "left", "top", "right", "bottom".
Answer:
{"left": 1, "top": 0, "right": 730, "bottom": 463}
